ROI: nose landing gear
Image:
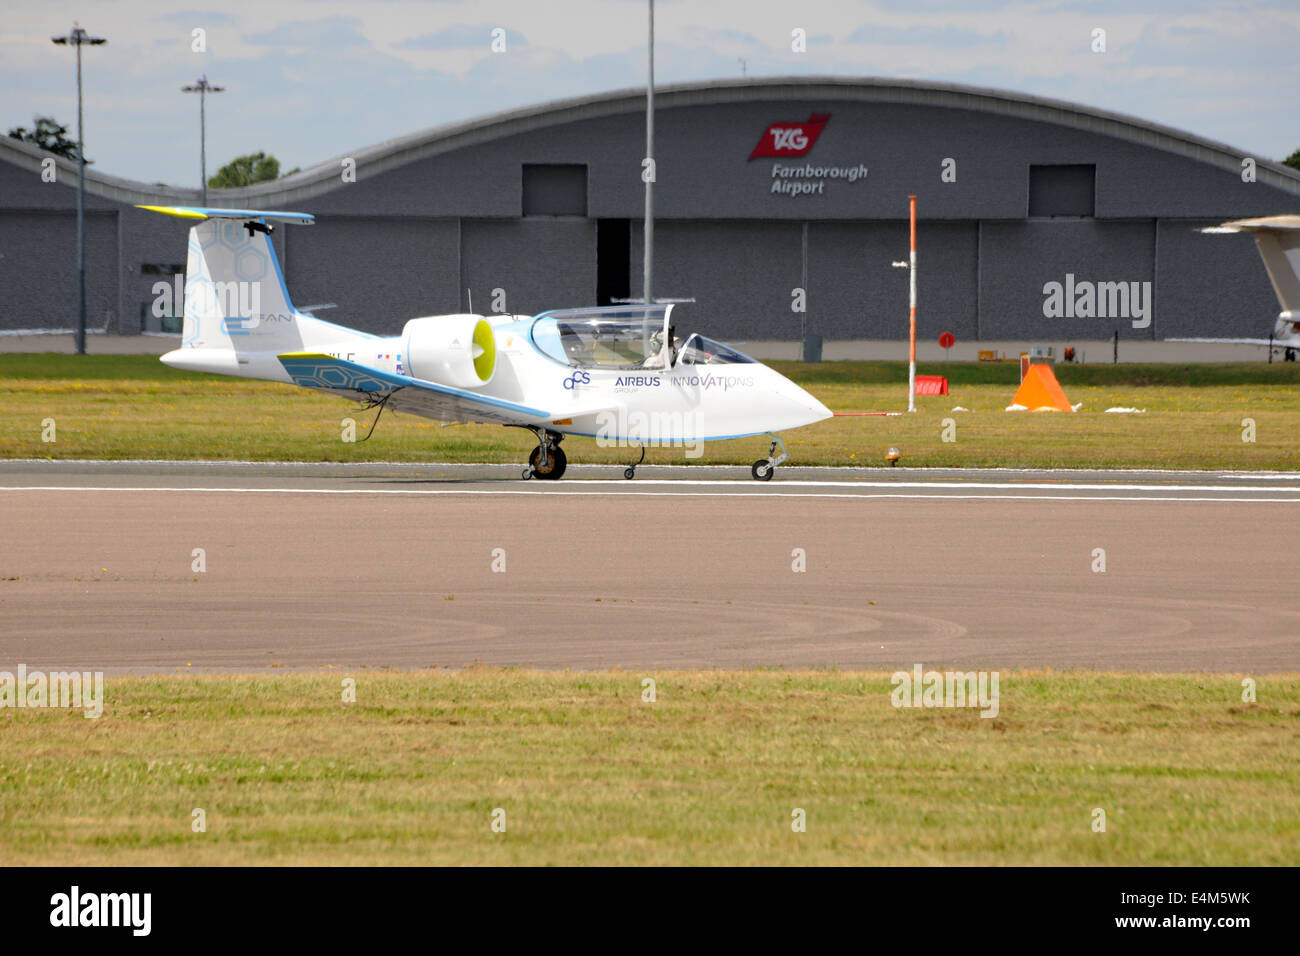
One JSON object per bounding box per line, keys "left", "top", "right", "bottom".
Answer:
{"left": 751, "top": 434, "right": 788, "bottom": 481}
{"left": 623, "top": 445, "right": 646, "bottom": 480}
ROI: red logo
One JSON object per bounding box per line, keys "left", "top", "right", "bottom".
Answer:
{"left": 748, "top": 113, "right": 831, "bottom": 159}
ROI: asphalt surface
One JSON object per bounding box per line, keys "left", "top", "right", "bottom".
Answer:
{"left": 1, "top": 460, "right": 1298, "bottom": 674}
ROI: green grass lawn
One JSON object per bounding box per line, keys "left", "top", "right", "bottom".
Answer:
{"left": 1, "top": 354, "right": 1298, "bottom": 469}
{"left": 1, "top": 670, "right": 1295, "bottom": 865}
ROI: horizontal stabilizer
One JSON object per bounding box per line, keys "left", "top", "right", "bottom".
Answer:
{"left": 136, "top": 205, "right": 315, "bottom": 224}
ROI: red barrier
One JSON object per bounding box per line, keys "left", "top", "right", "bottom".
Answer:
{"left": 914, "top": 375, "right": 949, "bottom": 396}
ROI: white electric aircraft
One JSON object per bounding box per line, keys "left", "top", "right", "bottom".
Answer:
{"left": 142, "top": 205, "right": 832, "bottom": 479}
{"left": 1172, "top": 215, "right": 1300, "bottom": 351}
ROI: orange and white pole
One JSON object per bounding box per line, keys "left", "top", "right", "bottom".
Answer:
{"left": 907, "top": 194, "right": 917, "bottom": 413}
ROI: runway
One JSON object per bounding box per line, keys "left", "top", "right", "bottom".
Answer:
{"left": 1, "top": 460, "right": 1298, "bottom": 674}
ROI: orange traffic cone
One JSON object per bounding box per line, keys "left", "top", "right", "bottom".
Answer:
{"left": 1010, "top": 364, "right": 1074, "bottom": 412}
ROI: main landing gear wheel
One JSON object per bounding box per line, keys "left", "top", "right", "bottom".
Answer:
{"left": 518, "top": 426, "right": 566, "bottom": 481}
{"left": 750, "top": 434, "right": 789, "bottom": 481}
{"left": 529, "top": 444, "right": 567, "bottom": 480}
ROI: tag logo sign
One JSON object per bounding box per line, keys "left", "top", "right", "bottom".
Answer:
{"left": 749, "top": 113, "right": 831, "bottom": 159}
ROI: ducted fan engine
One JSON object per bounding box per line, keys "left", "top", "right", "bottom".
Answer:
{"left": 402, "top": 315, "right": 497, "bottom": 388}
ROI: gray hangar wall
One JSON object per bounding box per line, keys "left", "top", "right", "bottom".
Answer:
{"left": 1, "top": 79, "right": 1297, "bottom": 340}
{"left": 281, "top": 93, "right": 1294, "bottom": 342}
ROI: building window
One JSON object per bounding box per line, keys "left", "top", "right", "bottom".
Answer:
{"left": 140, "top": 301, "right": 183, "bottom": 334}
{"left": 140, "top": 263, "right": 185, "bottom": 275}
{"left": 522, "top": 164, "right": 587, "bottom": 216}
{"left": 1028, "top": 164, "right": 1095, "bottom": 217}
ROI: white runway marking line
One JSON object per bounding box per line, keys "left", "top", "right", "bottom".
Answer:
{"left": 486, "top": 479, "right": 1300, "bottom": 493}
{"left": 12, "top": 477, "right": 1299, "bottom": 493}
{"left": 6, "top": 478, "right": 1300, "bottom": 494}
{"left": 8, "top": 458, "right": 1300, "bottom": 478}
{"left": 3, "top": 486, "right": 1300, "bottom": 503}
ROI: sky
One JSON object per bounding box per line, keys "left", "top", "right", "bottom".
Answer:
{"left": 2, "top": 0, "right": 1297, "bottom": 187}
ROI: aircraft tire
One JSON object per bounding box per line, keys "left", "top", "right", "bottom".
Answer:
{"left": 751, "top": 459, "right": 774, "bottom": 481}
{"left": 530, "top": 445, "right": 567, "bottom": 480}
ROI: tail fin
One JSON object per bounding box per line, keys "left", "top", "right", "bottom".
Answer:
{"left": 137, "top": 206, "right": 314, "bottom": 350}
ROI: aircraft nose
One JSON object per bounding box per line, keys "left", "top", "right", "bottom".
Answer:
{"left": 798, "top": 386, "right": 833, "bottom": 422}
{"left": 773, "top": 375, "right": 833, "bottom": 429}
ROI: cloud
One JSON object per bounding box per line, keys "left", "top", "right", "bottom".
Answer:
{"left": 710, "top": 29, "right": 769, "bottom": 50}
{"left": 847, "top": 24, "right": 1012, "bottom": 48}
{"left": 398, "top": 24, "right": 527, "bottom": 51}
{"left": 4, "top": 0, "right": 1297, "bottom": 183}
{"left": 160, "top": 10, "right": 236, "bottom": 26}
{"left": 243, "top": 18, "right": 370, "bottom": 50}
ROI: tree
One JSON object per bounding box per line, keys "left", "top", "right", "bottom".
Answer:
{"left": 1284, "top": 149, "right": 1300, "bottom": 172}
{"left": 208, "top": 151, "right": 280, "bottom": 188}
{"left": 7, "top": 116, "right": 87, "bottom": 162}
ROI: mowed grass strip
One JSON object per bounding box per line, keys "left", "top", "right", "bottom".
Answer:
{"left": 1, "top": 355, "right": 1298, "bottom": 469}
{"left": 0, "top": 670, "right": 1296, "bottom": 865}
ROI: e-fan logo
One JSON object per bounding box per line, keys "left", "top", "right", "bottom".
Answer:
{"left": 749, "top": 113, "right": 831, "bottom": 159}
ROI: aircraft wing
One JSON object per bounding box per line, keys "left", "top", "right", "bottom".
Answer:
{"left": 1205, "top": 215, "right": 1300, "bottom": 317}
{"left": 1165, "top": 337, "right": 1291, "bottom": 346}
{"left": 277, "top": 352, "right": 550, "bottom": 426}
{"left": 1214, "top": 215, "right": 1300, "bottom": 233}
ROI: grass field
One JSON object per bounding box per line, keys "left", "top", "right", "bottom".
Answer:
{"left": 1, "top": 670, "right": 1296, "bottom": 866}
{"left": 3, "top": 358, "right": 1297, "bottom": 866}
{"left": 1, "top": 354, "right": 1298, "bottom": 469}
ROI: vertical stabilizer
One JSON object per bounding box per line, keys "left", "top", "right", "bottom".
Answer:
{"left": 137, "top": 205, "right": 316, "bottom": 351}
{"left": 181, "top": 217, "right": 300, "bottom": 349}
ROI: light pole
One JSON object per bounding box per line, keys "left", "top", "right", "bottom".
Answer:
{"left": 182, "top": 76, "right": 224, "bottom": 206}
{"left": 51, "top": 23, "right": 107, "bottom": 355}
{"left": 642, "top": 0, "right": 654, "bottom": 308}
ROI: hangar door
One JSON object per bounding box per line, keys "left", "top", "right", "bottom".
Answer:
{"left": 631, "top": 221, "right": 804, "bottom": 341}
{"left": 0, "top": 210, "right": 118, "bottom": 333}
{"left": 808, "top": 222, "right": 979, "bottom": 341}
{"left": 461, "top": 219, "right": 596, "bottom": 317}
{"left": 979, "top": 220, "right": 1156, "bottom": 339}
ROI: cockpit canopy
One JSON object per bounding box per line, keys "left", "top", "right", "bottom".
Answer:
{"left": 529, "top": 304, "right": 754, "bottom": 369}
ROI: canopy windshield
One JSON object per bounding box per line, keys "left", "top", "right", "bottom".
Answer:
{"left": 676, "top": 333, "right": 756, "bottom": 366}
{"left": 531, "top": 305, "right": 674, "bottom": 369}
